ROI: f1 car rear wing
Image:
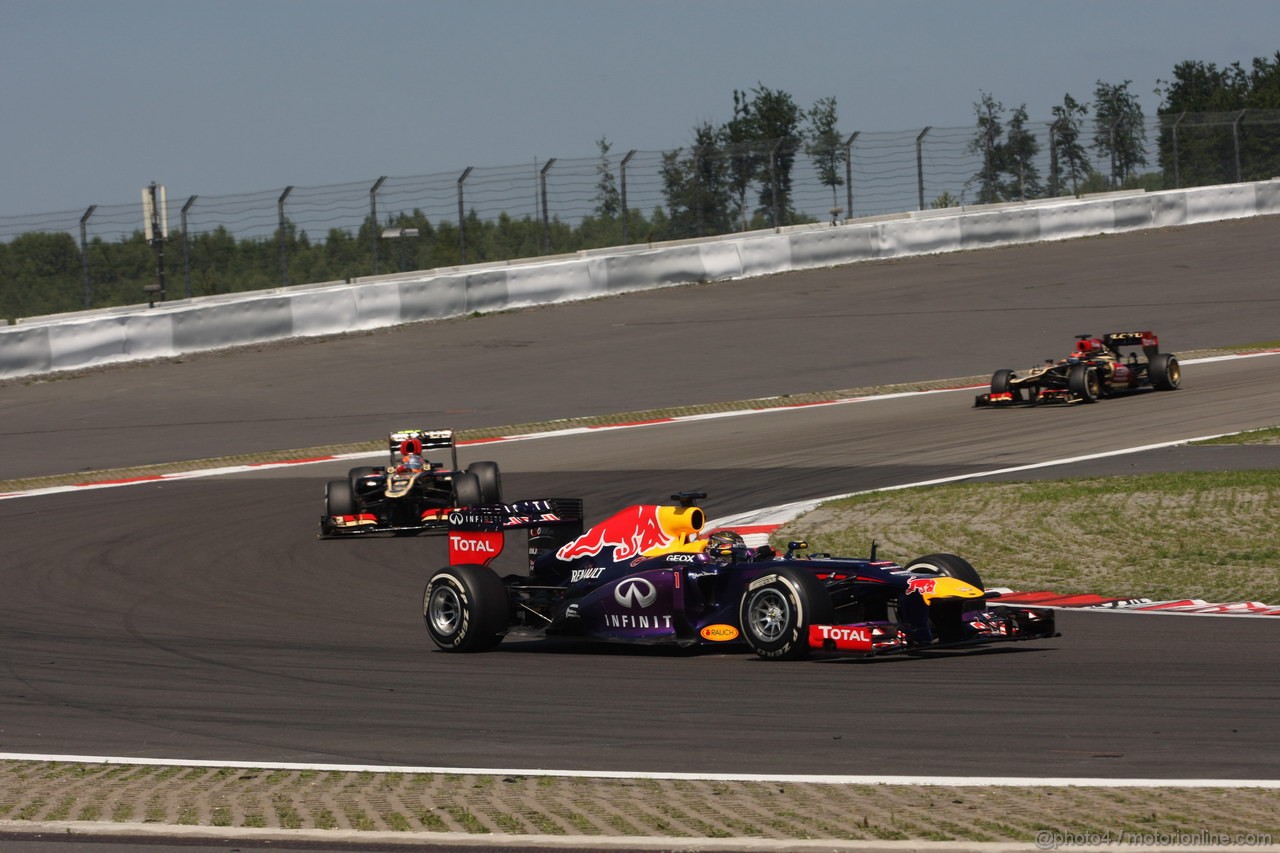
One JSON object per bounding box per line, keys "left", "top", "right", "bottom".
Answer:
{"left": 389, "top": 428, "right": 458, "bottom": 469}
{"left": 446, "top": 498, "right": 585, "bottom": 571}
{"left": 1102, "top": 331, "right": 1159, "bottom": 358}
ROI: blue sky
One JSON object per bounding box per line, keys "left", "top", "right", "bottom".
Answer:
{"left": 3, "top": 0, "right": 1277, "bottom": 218}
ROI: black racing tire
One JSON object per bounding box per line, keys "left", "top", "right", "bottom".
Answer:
{"left": 452, "top": 472, "right": 483, "bottom": 507}
{"left": 1150, "top": 353, "right": 1181, "bottom": 391}
{"left": 348, "top": 466, "right": 380, "bottom": 489}
{"left": 466, "top": 461, "right": 503, "bottom": 504}
{"left": 1067, "top": 363, "right": 1100, "bottom": 403}
{"left": 905, "top": 554, "right": 985, "bottom": 644}
{"left": 738, "top": 567, "right": 835, "bottom": 661}
{"left": 990, "top": 368, "right": 1021, "bottom": 402}
{"left": 904, "top": 553, "right": 985, "bottom": 589}
{"left": 325, "top": 479, "right": 356, "bottom": 516}
{"left": 423, "top": 564, "right": 509, "bottom": 652}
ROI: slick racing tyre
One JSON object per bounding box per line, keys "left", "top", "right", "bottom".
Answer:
{"left": 990, "top": 368, "right": 1021, "bottom": 402}
{"left": 325, "top": 479, "right": 356, "bottom": 516}
{"left": 465, "top": 461, "right": 503, "bottom": 504}
{"left": 905, "top": 553, "right": 985, "bottom": 644}
{"left": 904, "top": 553, "right": 984, "bottom": 588}
{"left": 452, "top": 472, "right": 484, "bottom": 507}
{"left": 1067, "top": 363, "right": 1100, "bottom": 403}
{"left": 423, "top": 564, "right": 509, "bottom": 652}
{"left": 738, "top": 567, "right": 834, "bottom": 661}
{"left": 348, "top": 466, "right": 380, "bottom": 490}
{"left": 1149, "top": 352, "right": 1181, "bottom": 391}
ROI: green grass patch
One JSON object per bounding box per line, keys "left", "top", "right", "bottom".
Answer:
{"left": 1193, "top": 426, "right": 1280, "bottom": 445}
{"left": 774, "top": 470, "right": 1280, "bottom": 603}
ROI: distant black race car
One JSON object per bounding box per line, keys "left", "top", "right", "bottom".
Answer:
{"left": 319, "top": 428, "right": 502, "bottom": 537}
{"left": 421, "top": 491, "right": 1057, "bottom": 660}
{"left": 974, "top": 331, "right": 1181, "bottom": 407}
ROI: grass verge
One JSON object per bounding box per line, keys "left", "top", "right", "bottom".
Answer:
{"left": 774, "top": 468, "right": 1280, "bottom": 604}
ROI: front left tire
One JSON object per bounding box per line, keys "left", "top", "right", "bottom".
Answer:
{"left": 738, "top": 567, "right": 834, "bottom": 661}
{"left": 991, "top": 368, "right": 1021, "bottom": 402}
{"left": 1068, "top": 364, "right": 1100, "bottom": 403}
{"left": 452, "top": 472, "right": 483, "bottom": 507}
{"left": 465, "top": 461, "right": 503, "bottom": 504}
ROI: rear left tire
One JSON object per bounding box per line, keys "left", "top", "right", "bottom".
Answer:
{"left": 423, "top": 564, "right": 509, "bottom": 652}
{"left": 1150, "top": 353, "right": 1181, "bottom": 391}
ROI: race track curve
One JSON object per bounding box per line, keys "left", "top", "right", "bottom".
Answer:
{"left": 0, "top": 217, "right": 1278, "bottom": 783}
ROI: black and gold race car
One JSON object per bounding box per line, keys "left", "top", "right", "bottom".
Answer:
{"left": 975, "top": 331, "right": 1181, "bottom": 407}
{"left": 319, "top": 428, "right": 502, "bottom": 537}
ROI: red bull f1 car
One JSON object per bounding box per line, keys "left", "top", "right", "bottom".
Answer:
{"left": 974, "top": 331, "right": 1181, "bottom": 407}
{"left": 422, "top": 492, "right": 1057, "bottom": 660}
{"left": 319, "top": 429, "right": 502, "bottom": 537}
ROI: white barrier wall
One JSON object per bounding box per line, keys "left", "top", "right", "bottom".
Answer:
{"left": 3, "top": 181, "right": 1277, "bottom": 380}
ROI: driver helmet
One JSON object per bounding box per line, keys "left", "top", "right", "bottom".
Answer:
{"left": 403, "top": 454, "right": 425, "bottom": 471}
{"left": 704, "top": 529, "right": 746, "bottom": 563}
{"left": 1073, "top": 337, "right": 1102, "bottom": 359}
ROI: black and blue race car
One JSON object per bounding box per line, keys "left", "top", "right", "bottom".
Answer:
{"left": 422, "top": 492, "right": 1056, "bottom": 660}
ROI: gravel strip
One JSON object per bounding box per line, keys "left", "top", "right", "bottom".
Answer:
{"left": 0, "top": 761, "right": 1276, "bottom": 845}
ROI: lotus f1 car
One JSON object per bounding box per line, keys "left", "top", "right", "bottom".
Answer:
{"left": 422, "top": 492, "right": 1056, "bottom": 660}
{"left": 974, "top": 331, "right": 1181, "bottom": 407}
{"left": 319, "top": 429, "right": 502, "bottom": 537}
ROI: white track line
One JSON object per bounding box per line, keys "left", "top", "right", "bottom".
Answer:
{"left": 0, "top": 753, "right": 1274, "bottom": 788}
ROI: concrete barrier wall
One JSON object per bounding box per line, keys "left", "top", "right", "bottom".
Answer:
{"left": 3, "top": 180, "right": 1277, "bottom": 380}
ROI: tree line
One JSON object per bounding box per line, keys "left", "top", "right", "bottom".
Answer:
{"left": 3, "top": 53, "right": 1278, "bottom": 322}
{"left": 962, "top": 53, "right": 1280, "bottom": 205}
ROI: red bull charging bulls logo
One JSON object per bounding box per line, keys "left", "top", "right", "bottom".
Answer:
{"left": 556, "top": 505, "right": 679, "bottom": 562}
{"left": 906, "top": 577, "right": 937, "bottom": 596}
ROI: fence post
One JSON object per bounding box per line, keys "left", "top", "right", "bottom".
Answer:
{"left": 1170, "top": 112, "right": 1186, "bottom": 188}
{"left": 143, "top": 183, "right": 169, "bottom": 304}
{"left": 540, "top": 159, "right": 556, "bottom": 254}
{"left": 1232, "top": 110, "right": 1247, "bottom": 183}
{"left": 370, "top": 176, "right": 387, "bottom": 275}
{"left": 916, "top": 127, "right": 931, "bottom": 210}
{"left": 181, "top": 195, "right": 197, "bottom": 298}
{"left": 1108, "top": 119, "right": 1120, "bottom": 187}
{"left": 844, "top": 131, "right": 858, "bottom": 220}
{"left": 277, "top": 186, "right": 293, "bottom": 287}
{"left": 78, "top": 205, "right": 96, "bottom": 309}
{"left": 457, "top": 167, "right": 473, "bottom": 264}
{"left": 620, "top": 150, "right": 636, "bottom": 244}
{"left": 768, "top": 139, "right": 782, "bottom": 229}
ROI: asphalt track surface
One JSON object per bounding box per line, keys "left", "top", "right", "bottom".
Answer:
{"left": 2, "top": 215, "right": 1279, "bottom": 481}
{"left": 1, "top": 216, "right": 1278, "bottom": 788}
